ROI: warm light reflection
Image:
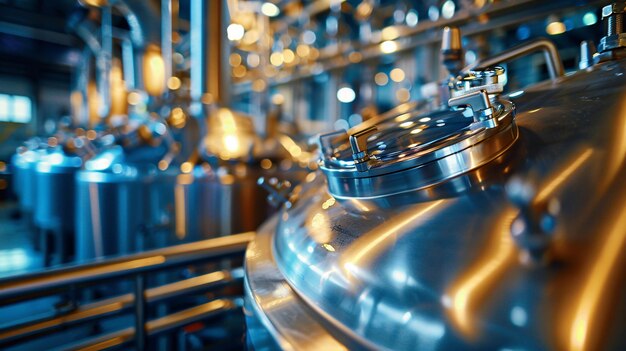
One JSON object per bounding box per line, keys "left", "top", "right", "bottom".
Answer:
{"left": 340, "top": 201, "right": 447, "bottom": 278}
{"left": 562, "top": 98, "right": 626, "bottom": 351}
{"left": 566, "top": 191, "right": 626, "bottom": 351}
{"left": 380, "top": 40, "right": 398, "bottom": 54}
{"left": 375, "top": 72, "right": 389, "bottom": 86}
{"left": 143, "top": 45, "right": 165, "bottom": 96}
{"left": 227, "top": 23, "right": 245, "bottom": 41}
{"left": 205, "top": 108, "right": 256, "bottom": 160}
{"left": 535, "top": 149, "right": 593, "bottom": 203}
{"left": 390, "top": 68, "right": 405, "bottom": 82}
{"left": 546, "top": 21, "right": 566, "bottom": 35}
{"left": 444, "top": 209, "right": 517, "bottom": 338}
{"left": 167, "top": 76, "right": 181, "bottom": 90}
{"left": 174, "top": 183, "right": 187, "bottom": 239}
{"left": 109, "top": 60, "right": 127, "bottom": 116}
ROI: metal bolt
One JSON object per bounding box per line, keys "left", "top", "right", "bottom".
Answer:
{"left": 602, "top": 2, "right": 625, "bottom": 36}
{"left": 578, "top": 40, "right": 596, "bottom": 69}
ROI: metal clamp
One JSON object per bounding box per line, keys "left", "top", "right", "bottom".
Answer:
{"left": 258, "top": 177, "right": 294, "bottom": 208}
{"left": 448, "top": 90, "right": 495, "bottom": 123}
{"left": 349, "top": 126, "right": 378, "bottom": 172}
{"left": 453, "top": 66, "right": 505, "bottom": 97}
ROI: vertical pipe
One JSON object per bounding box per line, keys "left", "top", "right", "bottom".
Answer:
{"left": 121, "top": 39, "right": 136, "bottom": 90}
{"left": 99, "top": 5, "right": 113, "bottom": 118}
{"left": 190, "top": 0, "right": 206, "bottom": 115}
{"left": 80, "top": 47, "right": 92, "bottom": 126}
{"left": 207, "top": 0, "right": 230, "bottom": 106}
{"left": 161, "top": 0, "right": 173, "bottom": 90}
{"left": 134, "top": 273, "right": 147, "bottom": 350}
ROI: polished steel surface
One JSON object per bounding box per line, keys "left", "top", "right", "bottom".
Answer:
{"left": 320, "top": 92, "right": 517, "bottom": 199}
{"left": 244, "top": 216, "right": 347, "bottom": 351}
{"left": 245, "top": 54, "right": 626, "bottom": 350}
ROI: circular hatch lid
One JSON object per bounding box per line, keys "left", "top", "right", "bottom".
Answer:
{"left": 319, "top": 71, "right": 518, "bottom": 199}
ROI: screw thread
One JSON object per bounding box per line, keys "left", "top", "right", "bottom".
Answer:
{"left": 606, "top": 10, "right": 624, "bottom": 36}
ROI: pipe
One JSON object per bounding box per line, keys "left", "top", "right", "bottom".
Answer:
{"left": 161, "top": 0, "right": 173, "bottom": 89}
{"left": 464, "top": 38, "right": 564, "bottom": 80}
{"left": 98, "top": 4, "right": 112, "bottom": 118}
{"left": 190, "top": 0, "right": 208, "bottom": 113}
{"left": 190, "top": 0, "right": 230, "bottom": 112}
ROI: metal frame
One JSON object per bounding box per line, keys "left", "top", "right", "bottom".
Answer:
{"left": 0, "top": 232, "right": 254, "bottom": 350}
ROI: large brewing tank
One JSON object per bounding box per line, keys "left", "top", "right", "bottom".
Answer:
{"left": 75, "top": 119, "right": 181, "bottom": 261}
{"left": 175, "top": 108, "right": 312, "bottom": 239}
{"left": 12, "top": 141, "right": 44, "bottom": 214}
{"left": 32, "top": 132, "right": 99, "bottom": 264}
{"left": 244, "top": 6, "right": 626, "bottom": 351}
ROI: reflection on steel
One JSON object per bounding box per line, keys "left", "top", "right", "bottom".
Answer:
{"left": 444, "top": 209, "right": 517, "bottom": 338}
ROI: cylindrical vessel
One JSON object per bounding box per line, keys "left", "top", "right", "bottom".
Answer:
{"left": 244, "top": 55, "right": 626, "bottom": 351}
{"left": 34, "top": 150, "right": 82, "bottom": 231}
{"left": 12, "top": 149, "right": 42, "bottom": 213}
{"left": 75, "top": 152, "right": 180, "bottom": 261}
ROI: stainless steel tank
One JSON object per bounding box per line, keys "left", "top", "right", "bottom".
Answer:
{"left": 75, "top": 120, "right": 182, "bottom": 261}
{"left": 175, "top": 108, "right": 311, "bottom": 240}
{"left": 244, "top": 6, "right": 626, "bottom": 351}
{"left": 34, "top": 148, "right": 83, "bottom": 232}
{"left": 12, "top": 143, "right": 43, "bottom": 214}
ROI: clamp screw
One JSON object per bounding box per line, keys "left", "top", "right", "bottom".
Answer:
{"left": 349, "top": 126, "right": 378, "bottom": 172}
{"left": 258, "top": 177, "right": 293, "bottom": 208}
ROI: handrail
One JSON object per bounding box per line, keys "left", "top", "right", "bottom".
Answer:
{"left": 0, "top": 268, "right": 244, "bottom": 346}
{"left": 463, "top": 38, "right": 565, "bottom": 80}
{"left": 58, "top": 299, "right": 237, "bottom": 351}
{"left": 0, "top": 232, "right": 254, "bottom": 304}
{"left": 0, "top": 232, "right": 255, "bottom": 350}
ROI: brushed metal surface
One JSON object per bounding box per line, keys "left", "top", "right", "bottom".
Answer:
{"left": 245, "top": 57, "right": 626, "bottom": 351}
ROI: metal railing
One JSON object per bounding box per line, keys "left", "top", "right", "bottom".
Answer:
{"left": 0, "top": 232, "right": 255, "bottom": 351}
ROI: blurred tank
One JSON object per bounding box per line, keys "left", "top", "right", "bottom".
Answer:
{"left": 244, "top": 8, "right": 626, "bottom": 351}
{"left": 34, "top": 138, "right": 92, "bottom": 264}
{"left": 12, "top": 141, "right": 44, "bottom": 214}
{"left": 75, "top": 117, "right": 182, "bottom": 261}
{"left": 175, "top": 107, "right": 312, "bottom": 239}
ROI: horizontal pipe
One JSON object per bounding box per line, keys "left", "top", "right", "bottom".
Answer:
{"left": 60, "top": 299, "right": 236, "bottom": 351}
{"left": 0, "top": 232, "right": 254, "bottom": 304}
{"left": 0, "top": 269, "right": 244, "bottom": 346}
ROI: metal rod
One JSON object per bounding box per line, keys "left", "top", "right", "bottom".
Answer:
{"left": 161, "top": 0, "right": 173, "bottom": 89}
{"left": 134, "top": 274, "right": 147, "bottom": 350}
{"left": 464, "top": 38, "right": 565, "bottom": 80}
{"left": 0, "top": 232, "right": 254, "bottom": 304}
{"left": 98, "top": 5, "right": 113, "bottom": 118}
{"left": 62, "top": 299, "right": 236, "bottom": 351}
{"left": 0, "top": 269, "right": 243, "bottom": 346}
{"left": 190, "top": 0, "right": 207, "bottom": 113}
